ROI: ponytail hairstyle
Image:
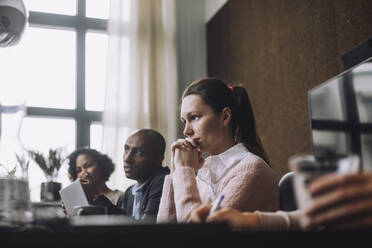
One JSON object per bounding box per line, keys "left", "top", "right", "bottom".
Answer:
{"left": 182, "top": 77, "right": 269, "bottom": 165}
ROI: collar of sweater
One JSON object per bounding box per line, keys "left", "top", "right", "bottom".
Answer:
{"left": 198, "top": 143, "right": 248, "bottom": 186}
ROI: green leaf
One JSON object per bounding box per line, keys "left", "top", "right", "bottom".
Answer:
{"left": 15, "top": 153, "right": 29, "bottom": 171}
{"left": 28, "top": 147, "right": 66, "bottom": 181}
{"left": 29, "top": 150, "right": 50, "bottom": 176}
{"left": 9, "top": 166, "right": 17, "bottom": 176}
{"left": 0, "top": 163, "right": 17, "bottom": 176}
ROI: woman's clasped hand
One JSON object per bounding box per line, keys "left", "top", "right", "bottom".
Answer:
{"left": 171, "top": 137, "right": 205, "bottom": 172}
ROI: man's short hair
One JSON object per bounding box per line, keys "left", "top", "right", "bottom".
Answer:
{"left": 135, "top": 129, "right": 166, "bottom": 162}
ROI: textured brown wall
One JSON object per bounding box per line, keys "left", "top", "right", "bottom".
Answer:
{"left": 207, "top": 0, "right": 372, "bottom": 177}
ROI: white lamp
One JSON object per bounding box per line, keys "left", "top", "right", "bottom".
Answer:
{"left": 0, "top": 0, "right": 27, "bottom": 47}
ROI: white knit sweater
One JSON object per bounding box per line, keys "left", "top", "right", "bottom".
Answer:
{"left": 157, "top": 144, "right": 280, "bottom": 223}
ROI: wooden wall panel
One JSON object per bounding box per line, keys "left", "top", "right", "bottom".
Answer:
{"left": 207, "top": 0, "right": 372, "bottom": 177}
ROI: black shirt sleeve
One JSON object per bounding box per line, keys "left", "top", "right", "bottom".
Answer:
{"left": 92, "top": 195, "right": 127, "bottom": 215}
{"left": 141, "top": 175, "right": 166, "bottom": 223}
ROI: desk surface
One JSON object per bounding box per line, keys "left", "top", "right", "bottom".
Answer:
{"left": 1, "top": 221, "right": 371, "bottom": 248}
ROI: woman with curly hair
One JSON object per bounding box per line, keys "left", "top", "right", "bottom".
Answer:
{"left": 68, "top": 148, "right": 122, "bottom": 205}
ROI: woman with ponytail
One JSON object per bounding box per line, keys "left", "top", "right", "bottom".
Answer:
{"left": 157, "top": 78, "right": 279, "bottom": 223}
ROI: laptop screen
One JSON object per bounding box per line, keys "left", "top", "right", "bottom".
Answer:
{"left": 308, "top": 57, "right": 372, "bottom": 171}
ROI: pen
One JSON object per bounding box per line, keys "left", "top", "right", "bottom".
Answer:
{"left": 208, "top": 194, "right": 224, "bottom": 216}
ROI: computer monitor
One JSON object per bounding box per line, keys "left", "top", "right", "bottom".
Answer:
{"left": 308, "top": 57, "right": 372, "bottom": 171}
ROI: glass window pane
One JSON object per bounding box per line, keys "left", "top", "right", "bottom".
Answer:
{"left": 20, "top": 117, "right": 76, "bottom": 202}
{"left": 24, "top": 0, "right": 76, "bottom": 16}
{"left": 361, "top": 134, "right": 372, "bottom": 172}
{"left": 0, "top": 106, "right": 27, "bottom": 176}
{"left": 0, "top": 27, "right": 76, "bottom": 109}
{"left": 90, "top": 122, "right": 102, "bottom": 150}
{"left": 312, "top": 130, "right": 349, "bottom": 158}
{"left": 114, "top": 37, "right": 131, "bottom": 112}
{"left": 353, "top": 72, "right": 372, "bottom": 123}
{"left": 86, "top": 0, "right": 131, "bottom": 20}
{"left": 85, "top": 32, "right": 108, "bottom": 111}
{"left": 86, "top": 0, "right": 109, "bottom": 19}
{"left": 309, "top": 78, "right": 346, "bottom": 121}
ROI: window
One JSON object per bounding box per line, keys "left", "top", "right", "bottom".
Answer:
{"left": 86, "top": 0, "right": 109, "bottom": 19}
{"left": 1, "top": 1, "right": 107, "bottom": 201}
{"left": 25, "top": 0, "right": 77, "bottom": 16}
{"left": 0, "top": 27, "right": 76, "bottom": 109}
{"left": 90, "top": 122, "right": 103, "bottom": 150}
{"left": 85, "top": 32, "right": 108, "bottom": 111}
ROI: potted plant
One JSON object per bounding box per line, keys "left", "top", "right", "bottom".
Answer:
{"left": 28, "top": 148, "right": 66, "bottom": 202}
{"left": 0, "top": 163, "right": 17, "bottom": 177}
{"left": 15, "top": 153, "right": 30, "bottom": 180}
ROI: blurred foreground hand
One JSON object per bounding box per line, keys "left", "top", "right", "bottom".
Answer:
{"left": 306, "top": 172, "right": 372, "bottom": 230}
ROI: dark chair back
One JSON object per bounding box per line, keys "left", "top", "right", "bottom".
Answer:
{"left": 278, "top": 171, "right": 297, "bottom": 211}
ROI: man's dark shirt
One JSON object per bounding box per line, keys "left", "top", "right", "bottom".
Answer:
{"left": 93, "top": 167, "right": 170, "bottom": 223}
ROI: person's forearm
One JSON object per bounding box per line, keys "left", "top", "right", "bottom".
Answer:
{"left": 256, "top": 210, "right": 303, "bottom": 231}
{"left": 157, "top": 175, "right": 177, "bottom": 223}
{"left": 172, "top": 167, "right": 202, "bottom": 222}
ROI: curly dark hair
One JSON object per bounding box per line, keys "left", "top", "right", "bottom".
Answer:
{"left": 67, "top": 148, "right": 115, "bottom": 182}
